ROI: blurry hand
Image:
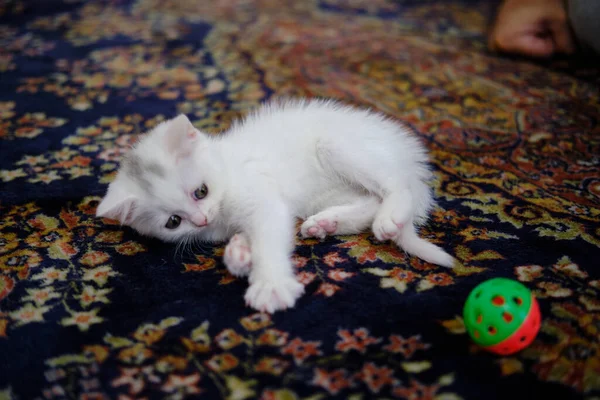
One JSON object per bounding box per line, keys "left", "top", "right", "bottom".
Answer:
{"left": 489, "top": 0, "right": 575, "bottom": 58}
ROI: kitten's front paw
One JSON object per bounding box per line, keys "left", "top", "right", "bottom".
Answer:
{"left": 300, "top": 217, "right": 337, "bottom": 239}
{"left": 244, "top": 276, "right": 305, "bottom": 313}
{"left": 223, "top": 234, "right": 252, "bottom": 277}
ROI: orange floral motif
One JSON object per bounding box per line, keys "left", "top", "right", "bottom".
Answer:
{"left": 536, "top": 281, "right": 572, "bottom": 298}
{"left": 297, "top": 271, "right": 316, "bottom": 285}
{"left": 312, "top": 368, "right": 353, "bottom": 395}
{"left": 336, "top": 328, "right": 382, "bottom": 354}
{"left": 255, "top": 357, "right": 290, "bottom": 376}
{"left": 0, "top": 319, "right": 8, "bottom": 337}
{"left": 315, "top": 282, "right": 341, "bottom": 297}
{"left": 181, "top": 337, "right": 210, "bottom": 354}
{"left": 327, "top": 269, "right": 355, "bottom": 281}
{"left": 552, "top": 256, "right": 588, "bottom": 279}
{"left": 84, "top": 345, "right": 109, "bottom": 364}
{"left": 0, "top": 198, "right": 146, "bottom": 335}
{"left": 25, "top": 228, "right": 69, "bottom": 249}
{"left": 580, "top": 295, "right": 600, "bottom": 312}
{"left": 551, "top": 303, "right": 600, "bottom": 339}
{"left": 323, "top": 252, "right": 346, "bottom": 267}
{"left": 61, "top": 309, "right": 103, "bottom": 331}
{"left": 393, "top": 379, "right": 441, "bottom": 399}
{"left": 337, "top": 236, "right": 385, "bottom": 264}
{"left": 0, "top": 248, "right": 42, "bottom": 280}
{"left": 0, "top": 109, "right": 66, "bottom": 140}
{"left": 292, "top": 255, "right": 309, "bottom": 268}
{"left": 257, "top": 329, "right": 289, "bottom": 346}
{"left": 240, "top": 313, "right": 272, "bottom": 331}
{"left": 83, "top": 266, "right": 118, "bottom": 286}
{"left": 215, "top": 329, "right": 244, "bottom": 350}
{"left": 111, "top": 368, "right": 146, "bottom": 395}
{"left": 0, "top": 101, "right": 15, "bottom": 118}
{"left": 35, "top": 313, "right": 460, "bottom": 398}
{"left": 383, "top": 335, "right": 430, "bottom": 359}
{"left": 10, "top": 303, "right": 49, "bottom": 326}
{"left": 515, "top": 265, "right": 544, "bottom": 282}
{"left": 281, "top": 337, "right": 322, "bottom": 364}
{"left": 183, "top": 255, "right": 217, "bottom": 273}
{"left": 118, "top": 344, "right": 153, "bottom": 364}
{"left": 0, "top": 275, "right": 15, "bottom": 300}
{"left": 161, "top": 374, "right": 202, "bottom": 395}
{"left": 24, "top": 287, "right": 60, "bottom": 306}
{"left": 419, "top": 273, "right": 454, "bottom": 290}
{"left": 2, "top": 114, "right": 150, "bottom": 185}
{"left": 80, "top": 251, "right": 110, "bottom": 266}
{"left": 383, "top": 267, "right": 420, "bottom": 291}
{"left": 356, "top": 362, "right": 395, "bottom": 394}
{"left": 115, "top": 242, "right": 146, "bottom": 256}
{"left": 32, "top": 266, "right": 68, "bottom": 284}
{"left": 206, "top": 353, "right": 239, "bottom": 372}
{"left": 431, "top": 209, "right": 466, "bottom": 228}
{"left": 133, "top": 325, "right": 167, "bottom": 346}
{"left": 156, "top": 355, "right": 187, "bottom": 372}
{"left": 524, "top": 316, "right": 600, "bottom": 393}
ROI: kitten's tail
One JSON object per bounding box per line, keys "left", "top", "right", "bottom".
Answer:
{"left": 395, "top": 226, "right": 456, "bottom": 268}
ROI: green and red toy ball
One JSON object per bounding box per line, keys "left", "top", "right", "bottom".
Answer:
{"left": 463, "top": 278, "right": 541, "bottom": 355}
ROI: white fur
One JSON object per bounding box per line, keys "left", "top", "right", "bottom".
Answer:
{"left": 97, "top": 99, "right": 455, "bottom": 313}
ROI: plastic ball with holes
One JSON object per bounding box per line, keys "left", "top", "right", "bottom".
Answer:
{"left": 463, "top": 278, "right": 541, "bottom": 355}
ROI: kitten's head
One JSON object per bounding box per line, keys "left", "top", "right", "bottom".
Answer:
{"left": 96, "top": 114, "right": 224, "bottom": 243}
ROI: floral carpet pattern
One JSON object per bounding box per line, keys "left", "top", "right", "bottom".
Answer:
{"left": 1, "top": 0, "right": 599, "bottom": 399}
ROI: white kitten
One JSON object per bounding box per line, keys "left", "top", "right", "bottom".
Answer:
{"left": 96, "top": 99, "right": 455, "bottom": 313}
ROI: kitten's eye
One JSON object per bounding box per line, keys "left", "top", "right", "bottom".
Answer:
{"left": 165, "top": 215, "right": 181, "bottom": 229}
{"left": 193, "top": 184, "right": 208, "bottom": 200}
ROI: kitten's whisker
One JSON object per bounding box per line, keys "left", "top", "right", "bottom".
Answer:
{"left": 181, "top": 238, "right": 188, "bottom": 258}
{"left": 174, "top": 237, "right": 187, "bottom": 261}
{"left": 184, "top": 237, "right": 192, "bottom": 257}
{"left": 191, "top": 236, "right": 210, "bottom": 255}
{"left": 190, "top": 237, "right": 204, "bottom": 254}
{"left": 174, "top": 241, "right": 180, "bottom": 260}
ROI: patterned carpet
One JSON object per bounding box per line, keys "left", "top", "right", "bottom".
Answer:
{"left": 1, "top": 0, "right": 599, "bottom": 399}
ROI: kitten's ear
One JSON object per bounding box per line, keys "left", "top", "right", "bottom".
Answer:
{"left": 164, "top": 114, "right": 201, "bottom": 158}
{"left": 96, "top": 183, "right": 138, "bottom": 225}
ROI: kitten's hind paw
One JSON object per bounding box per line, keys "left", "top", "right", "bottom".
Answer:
{"left": 300, "top": 217, "right": 337, "bottom": 239}
{"left": 223, "top": 234, "right": 252, "bottom": 277}
{"left": 372, "top": 216, "right": 401, "bottom": 241}
{"left": 244, "top": 275, "right": 305, "bottom": 313}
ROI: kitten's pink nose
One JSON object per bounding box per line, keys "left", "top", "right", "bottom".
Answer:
{"left": 190, "top": 213, "right": 207, "bottom": 227}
